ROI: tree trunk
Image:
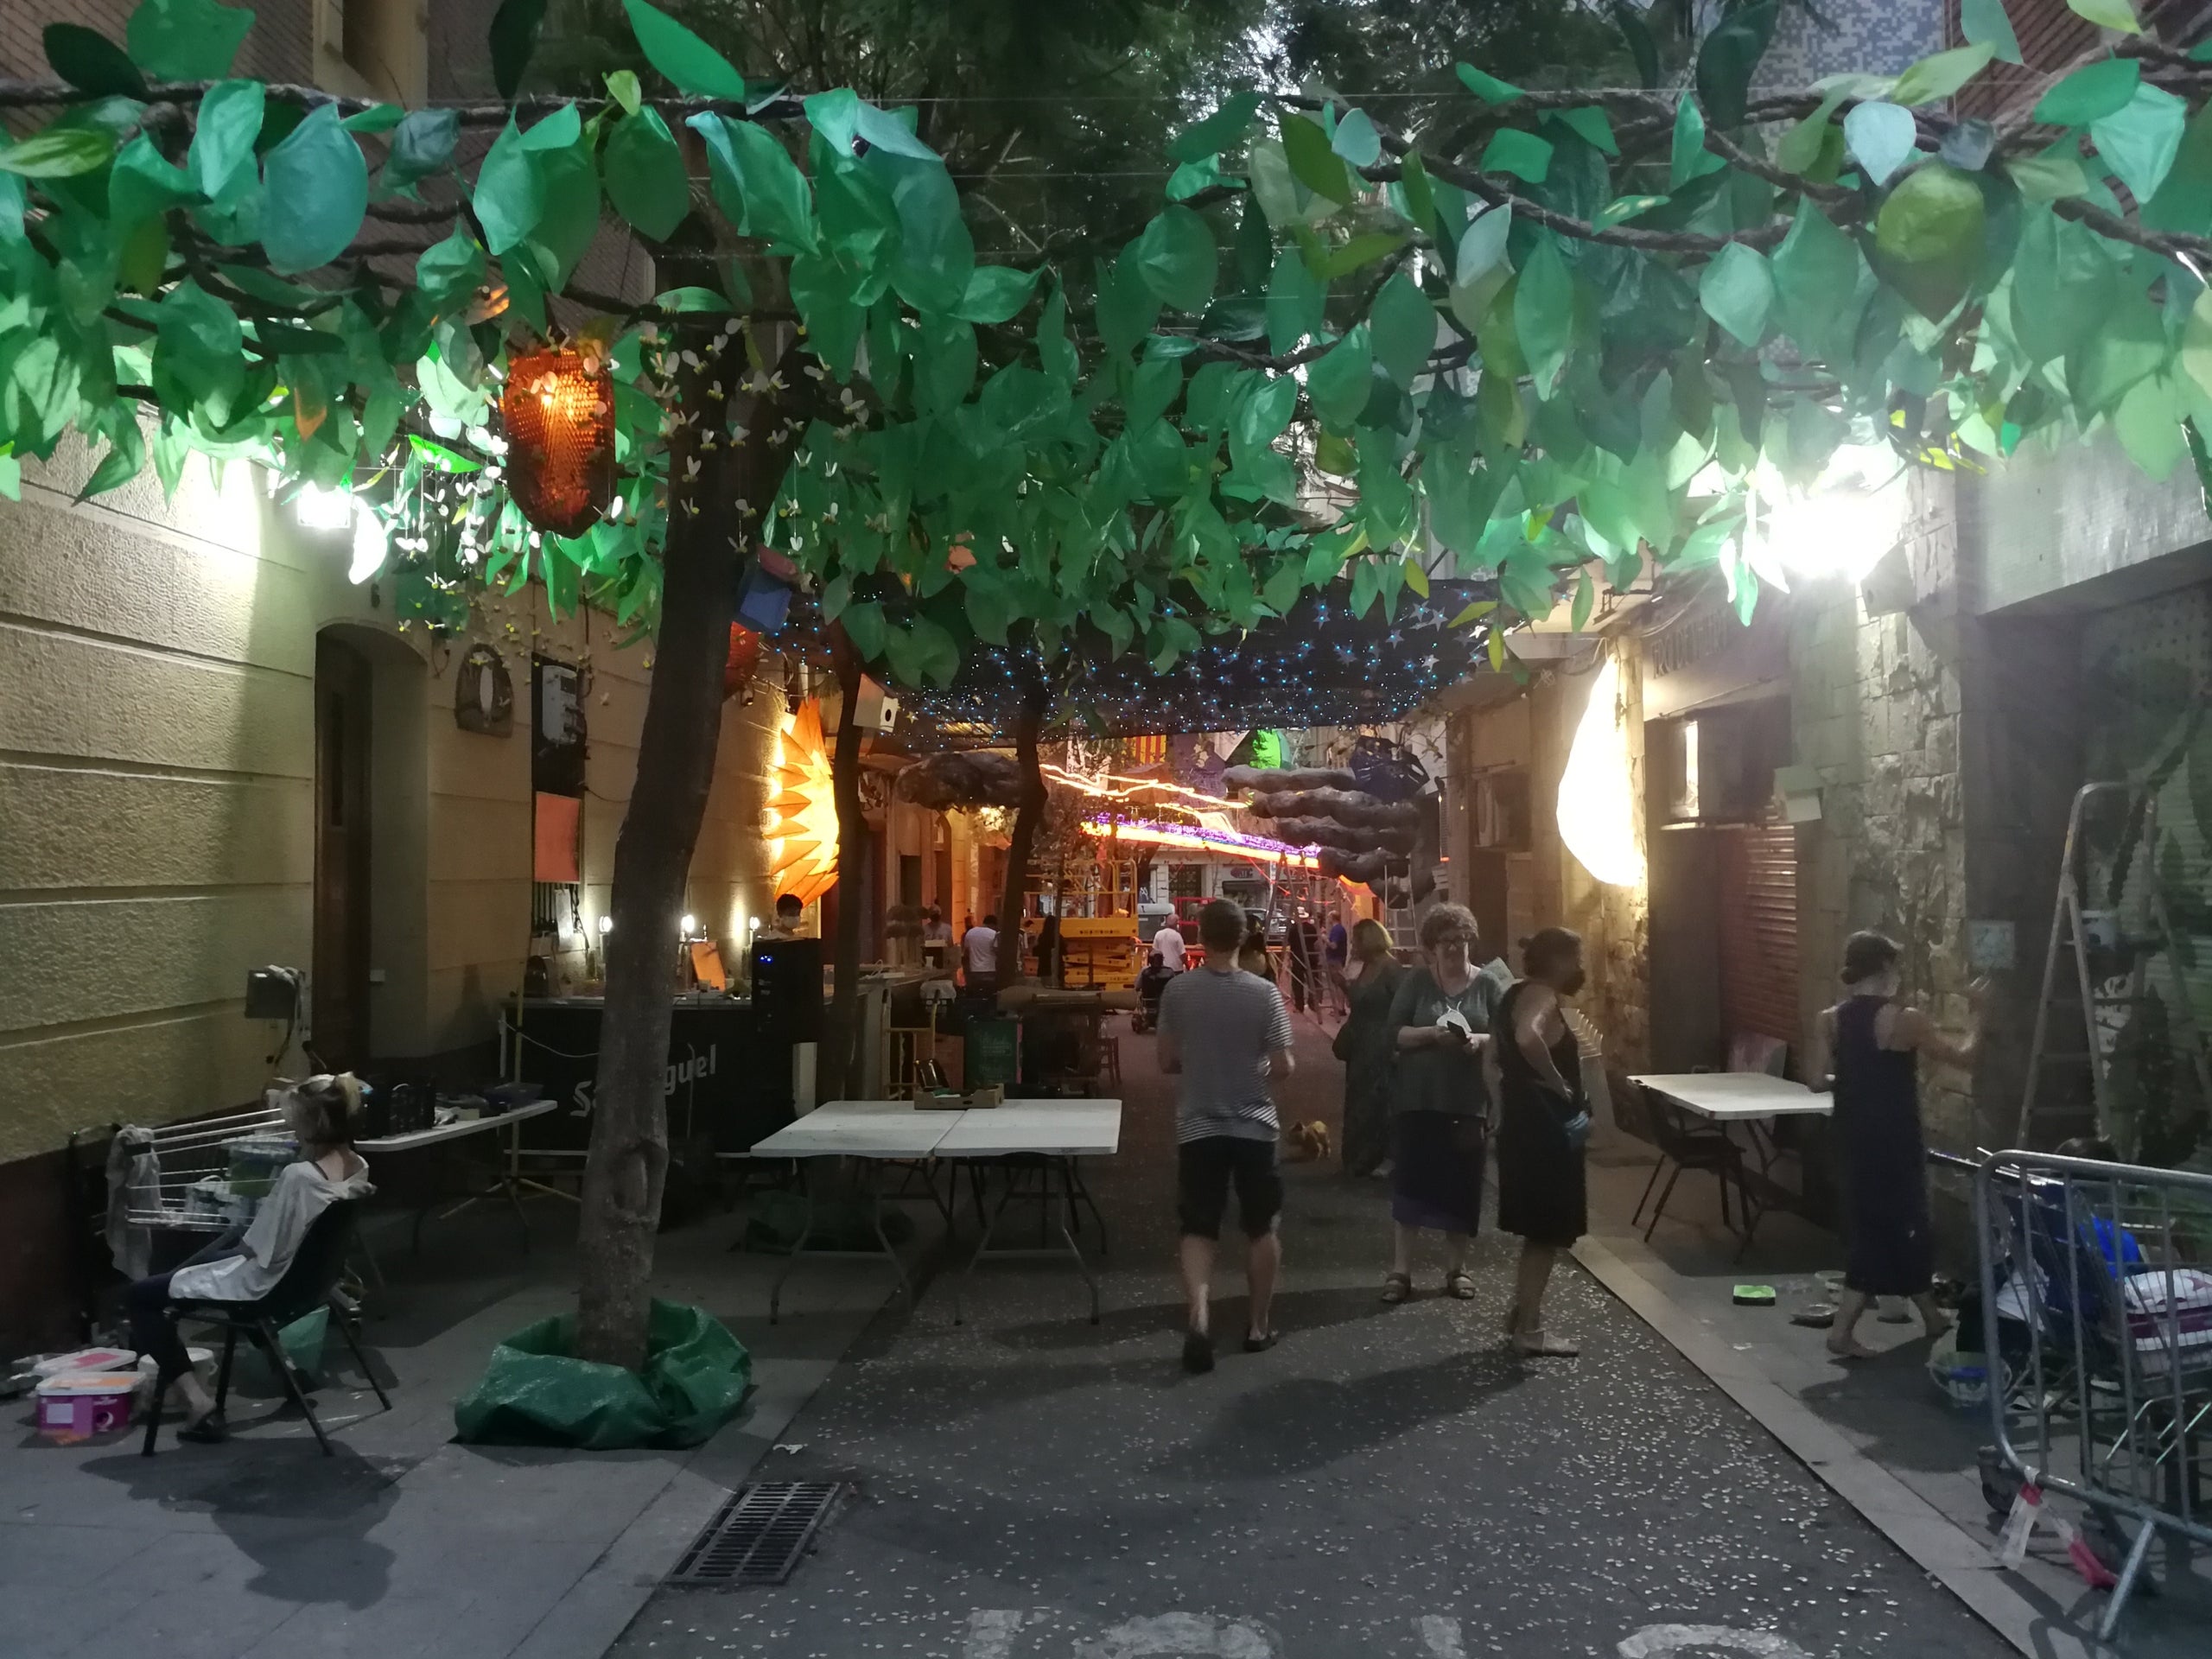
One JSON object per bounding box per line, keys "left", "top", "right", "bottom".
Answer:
{"left": 574, "top": 367, "right": 769, "bottom": 1370}
{"left": 822, "top": 629, "right": 869, "bottom": 1102}
{"left": 995, "top": 693, "right": 1048, "bottom": 987}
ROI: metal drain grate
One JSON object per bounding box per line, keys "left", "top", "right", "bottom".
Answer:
{"left": 664, "top": 1481, "right": 845, "bottom": 1586}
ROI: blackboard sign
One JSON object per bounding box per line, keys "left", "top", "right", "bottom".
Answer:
{"left": 512, "top": 998, "right": 790, "bottom": 1154}
{"left": 964, "top": 1015, "right": 1019, "bottom": 1090}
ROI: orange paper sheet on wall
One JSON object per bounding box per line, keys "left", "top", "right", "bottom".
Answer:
{"left": 534, "top": 791, "right": 581, "bottom": 883}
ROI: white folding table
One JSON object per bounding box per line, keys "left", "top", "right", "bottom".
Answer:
{"left": 1630, "top": 1072, "right": 1832, "bottom": 1252}
{"left": 748, "top": 1098, "right": 1122, "bottom": 1323}
{"left": 933, "top": 1102, "right": 1122, "bottom": 1325}
{"left": 358, "top": 1097, "right": 568, "bottom": 1255}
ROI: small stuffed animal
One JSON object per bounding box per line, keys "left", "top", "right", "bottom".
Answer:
{"left": 1284, "top": 1119, "right": 1333, "bottom": 1163}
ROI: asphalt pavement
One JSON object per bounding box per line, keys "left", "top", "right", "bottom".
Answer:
{"left": 610, "top": 1016, "right": 2018, "bottom": 1659}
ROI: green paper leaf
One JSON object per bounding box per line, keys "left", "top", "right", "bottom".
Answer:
{"left": 524, "top": 136, "right": 600, "bottom": 290}
{"left": 1891, "top": 43, "right": 1995, "bottom": 106}
{"left": 688, "top": 113, "right": 816, "bottom": 251}
{"left": 606, "top": 69, "right": 641, "bottom": 115}
{"left": 1095, "top": 253, "right": 1160, "bottom": 358}
{"left": 382, "top": 108, "right": 458, "bottom": 196}
{"left": 1266, "top": 247, "right": 1325, "bottom": 354}
{"left": 1133, "top": 205, "right": 1218, "bottom": 313}
{"left": 1844, "top": 101, "right": 1917, "bottom": 187}
{"left": 2007, "top": 150, "right": 2089, "bottom": 200}
{"left": 2181, "top": 286, "right": 2212, "bottom": 402}
{"left": 1306, "top": 325, "right": 1373, "bottom": 429}
{"left": 1169, "top": 90, "right": 1263, "bottom": 164}
{"left": 1770, "top": 194, "right": 1868, "bottom": 360}
{"left": 125, "top": 0, "right": 256, "bottom": 80}
{"left": 1123, "top": 354, "right": 1182, "bottom": 430}
{"left": 880, "top": 151, "right": 969, "bottom": 311}
{"left": 2113, "top": 373, "right": 2184, "bottom": 480}
{"left": 623, "top": 0, "right": 747, "bottom": 99}
{"left": 489, "top": 0, "right": 547, "bottom": 100}
{"left": 1515, "top": 234, "right": 1574, "bottom": 394}
{"left": 1332, "top": 109, "right": 1381, "bottom": 168}
{"left": 1449, "top": 204, "right": 1514, "bottom": 327}
{"left": 472, "top": 117, "right": 541, "bottom": 253}
{"left": 1281, "top": 113, "right": 1355, "bottom": 205}
{"left": 1368, "top": 270, "right": 1434, "bottom": 388}
{"left": 47, "top": 23, "right": 150, "bottom": 97}
{"left": 603, "top": 107, "right": 690, "bottom": 239}
{"left": 188, "top": 79, "right": 263, "bottom": 198}
{"left": 2035, "top": 59, "right": 2139, "bottom": 127}
{"left": 1481, "top": 129, "right": 1552, "bottom": 183}
{"left": 1699, "top": 242, "right": 1774, "bottom": 346}
{"left": 259, "top": 103, "right": 367, "bottom": 274}
{"left": 1455, "top": 64, "right": 1524, "bottom": 105}
{"left": 0, "top": 126, "right": 117, "bottom": 179}
{"left": 2091, "top": 84, "right": 2187, "bottom": 207}
{"left": 341, "top": 103, "right": 404, "bottom": 134}
{"left": 2067, "top": 0, "right": 2139, "bottom": 32}
{"left": 1670, "top": 97, "right": 1726, "bottom": 190}
{"left": 1552, "top": 106, "right": 1618, "bottom": 156}
{"left": 1319, "top": 230, "right": 1408, "bottom": 281}
{"left": 1696, "top": 0, "right": 1780, "bottom": 130}
{"left": 955, "top": 264, "right": 1040, "bottom": 325}
{"left": 1961, "top": 0, "right": 2023, "bottom": 64}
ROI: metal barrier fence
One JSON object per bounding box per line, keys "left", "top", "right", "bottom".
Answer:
{"left": 1974, "top": 1149, "right": 2212, "bottom": 1637}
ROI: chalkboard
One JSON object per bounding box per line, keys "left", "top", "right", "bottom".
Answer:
{"left": 964, "top": 1015, "right": 1019, "bottom": 1090}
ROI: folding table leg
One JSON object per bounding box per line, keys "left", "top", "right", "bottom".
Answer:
{"left": 768, "top": 1165, "right": 819, "bottom": 1325}
{"left": 1054, "top": 1160, "right": 1101, "bottom": 1325}
{"left": 862, "top": 1160, "right": 916, "bottom": 1309}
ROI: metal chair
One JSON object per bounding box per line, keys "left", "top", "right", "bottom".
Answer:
{"left": 1625, "top": 1082, "right": 1751, "bottom": 1243}
{"left": 142, "top": 1198, "right": 391, "bottom": 1457}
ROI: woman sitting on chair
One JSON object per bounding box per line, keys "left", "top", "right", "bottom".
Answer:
{"left": 128, "top": 1074, "right": 374, "bottom": 1442}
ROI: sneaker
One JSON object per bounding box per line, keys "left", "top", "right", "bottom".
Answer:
{"left": 1181, "top": 1327, "right": 1214, "bottom": 1375}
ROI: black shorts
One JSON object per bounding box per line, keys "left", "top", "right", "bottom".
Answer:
{"left": 1177, "top": 1136, "right": 1283, "bottom": 1240}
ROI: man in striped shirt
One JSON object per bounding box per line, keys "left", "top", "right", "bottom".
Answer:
{"left": 1156, "top": 898, "right": 1295, "bottom": 1374}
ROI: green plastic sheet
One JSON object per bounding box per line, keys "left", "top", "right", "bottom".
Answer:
{"left": 453, "top": 1299, "right": 752, "bottom": 1450}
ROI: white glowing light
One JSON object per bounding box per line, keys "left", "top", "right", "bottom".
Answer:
{"left": 597, "top": 914, "right": 614, "bottom": 937}
{"left": 1559, "top": 656, "right": 1643, "bottom": 887}
{"left": 680, "top": 913, "right": 696, "bottom": 937}
{"left": 347, "top": 512, "right": 388, "bottom": 583}
{"left": 1755, "top": 444, "right": 1910, "bottom": 584}
{"left": 296, "top": 483, "right": 355, "bottom": 531}
{"left": 749, "top": 915, "right": 762, "bottom": 932}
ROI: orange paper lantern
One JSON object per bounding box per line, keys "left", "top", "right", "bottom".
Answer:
{"left": 724, "top": 623, "right": 761, "bottom": 698}
{"left": 500, "top": 346, "right": 614, "bottom": 536}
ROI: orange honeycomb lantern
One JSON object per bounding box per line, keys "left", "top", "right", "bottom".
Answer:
{"left": 765, "top": 699, "right": 840, "bottom": 906}
{"left": 500, "top": 346, "right": 614, "bottom": 537}
{"left": 724, "top": 623, "right": 761, "bottom": 699}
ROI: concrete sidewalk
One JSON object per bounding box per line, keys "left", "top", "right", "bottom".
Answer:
{"left": 1, "top": 1190, "right": 902, "bottom": 1659}
{"left": 1573, "top": 1130, "right": 2212, "bottom": 1659}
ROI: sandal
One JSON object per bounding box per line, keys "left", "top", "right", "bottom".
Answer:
{"left": 1511, "top": 1330, "right": 1580, "bottom": 1358}
{"left": 1380, "top": 1271, "right": 1413, "bottom": 1305}
{"left": 1445, "top": 1270, "right": 1477, "bottom": 1300}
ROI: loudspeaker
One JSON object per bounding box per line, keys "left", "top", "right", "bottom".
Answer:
{"left": 751, "top": 937, "right": 823, "bottom": 1043}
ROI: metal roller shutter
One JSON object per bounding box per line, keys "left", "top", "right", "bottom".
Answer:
{"left": 1717, "top": 815, "right": 1801, "bottom": 1054}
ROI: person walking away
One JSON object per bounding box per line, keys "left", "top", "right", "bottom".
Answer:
{"left": 1496, "top": 928, "right": 1594, "bottom": 1357}
{"left": 1035, "top": 913, "right": 1062, "bottom": 987}
{"left": 1335, "top": 918, "right": 1405, "bottom": 1179}
{"left": 963, "top": 913, "right": 1001, "bottom": 1001}
{"left": 1380, "top": 904, "right": 1502, "bottom": 1304}
{"left": 1324, "top": 912, "right": 1351, "bottom": 1014}
{"left": 1154, "top": 916, "right": 1187, "bottom": 972}
{"left": 1810, "top": 931, "right": 1982, "bottom": 1359}
{"left": 1157, "top": 898, "right": 1294, "bottom": 1373}
{"left": 1287, "top": 911, "right": 1320, "bottom": 1014}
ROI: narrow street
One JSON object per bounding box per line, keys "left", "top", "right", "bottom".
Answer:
{"left": 612, "top": 1020, "right": 2016, "bottom": 1659}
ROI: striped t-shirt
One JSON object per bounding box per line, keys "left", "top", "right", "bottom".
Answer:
{"left": 1157, "top": 964, "right": 1294, "bottom": 1144}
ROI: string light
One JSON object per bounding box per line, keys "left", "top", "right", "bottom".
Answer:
{"left": 1084, "top": 815, "right": 1321, "bottom": 868}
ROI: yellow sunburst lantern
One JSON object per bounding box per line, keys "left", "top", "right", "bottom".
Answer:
{"left": 1559, "top": 655, "right": 1644, "bottom": 887}
{"left": 766, "top": 699, "right": 841, "bottom": 905}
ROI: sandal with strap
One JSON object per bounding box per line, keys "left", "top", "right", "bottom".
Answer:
{"left": 1379, "top": 1271, "right": 1413, "bottom": 1305}
{"left": 1445, "top": 1270, "right": 1478, "bottom": 1300}
{"left": 1512, "top": 1329, "right": 1580, "bottom": 1358}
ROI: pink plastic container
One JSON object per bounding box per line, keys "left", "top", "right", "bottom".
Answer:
{"left": 35, "top": 1372, "right": 139, "bottom": 1442}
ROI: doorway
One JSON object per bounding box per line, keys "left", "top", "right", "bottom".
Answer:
{"left": 313, "top": 633, "right": 373, "bottom": 1068}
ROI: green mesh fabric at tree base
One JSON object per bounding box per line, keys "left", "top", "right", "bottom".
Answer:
{"left": 454, "top": 1300, "right": 753, "bottom": 1449}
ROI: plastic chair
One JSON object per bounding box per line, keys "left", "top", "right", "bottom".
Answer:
{"left": 1626, "top": 1082, "right": 1751, "bottom": 1243}
{"left": 142, "top": 1198, "right": 391, "bottom": 1457}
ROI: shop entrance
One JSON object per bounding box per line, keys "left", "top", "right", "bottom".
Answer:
{"left": 313, "top": 632, "right": 374, "bottom": 1068}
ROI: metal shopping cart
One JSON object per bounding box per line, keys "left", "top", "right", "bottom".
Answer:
{"left": 1974, "top": 1149, "right": 2212, "bottom": 1637}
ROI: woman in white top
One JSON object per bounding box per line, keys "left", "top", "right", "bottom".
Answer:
{"left": 127, "top": 1074, "right": 374, "bottom": 1442}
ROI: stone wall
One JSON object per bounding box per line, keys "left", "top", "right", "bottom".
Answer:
{"left": 1787, "top": 472, "right": 1979, "bottom": 1148}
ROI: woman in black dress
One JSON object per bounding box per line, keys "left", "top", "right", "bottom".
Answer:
{"left": 1380, "top": 904, "right": 1503, "bottom": 1303}
{"left": 1812, "top": 931, "right": 1983, "bottom": 1359}
{"left": 1497, "top": 928, "right": 1592, "bottom": 1357}
{"left": 1334, "top": 918, "right": 1405, "bottom": 1179}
